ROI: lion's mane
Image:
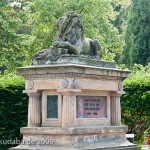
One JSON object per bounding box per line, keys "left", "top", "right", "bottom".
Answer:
{"left": 56, "top": 11, "right": 84, "bottom": 45}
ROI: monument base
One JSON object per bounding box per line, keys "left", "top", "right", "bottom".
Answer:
{"left": 12, "top": 63, "right": 139, "bottom": 150}
{"left": 32, "top": 55, "right": 116, "bottom": 68}
{"left": 10, "top": 126, "right": 139, "bottom": 150}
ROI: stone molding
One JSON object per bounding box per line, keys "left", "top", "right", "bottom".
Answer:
{"left": 57, "top": 88, "right": 81, "bottom": 95}
{"left": 26, "top": 92, "right": 41, "bottom": 97}
{"left": 17, "top": 64, "right": 130, "bottom": 81}
{"left": 20, "top": 126, "right": 128, "bottom": 135}
{"left": 110, "top": 91, "right": 125, "bottom": 96}
{"left": 22, "top": 73, "right": 125, "bottom": 81}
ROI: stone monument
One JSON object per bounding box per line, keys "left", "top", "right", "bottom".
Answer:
{"left": 10, "top": 11, "right": 139, "bottom": 150}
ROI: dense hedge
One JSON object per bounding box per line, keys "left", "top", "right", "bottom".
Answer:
{"left": 121, "top": 65, "right": 150, "bottom": 143}
{"left": 0, "top": 74, "right": 28, "bottom": 150}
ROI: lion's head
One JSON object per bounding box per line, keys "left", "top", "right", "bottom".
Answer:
{"left": 56, "top": 11, "right": 84, "bottom": 45}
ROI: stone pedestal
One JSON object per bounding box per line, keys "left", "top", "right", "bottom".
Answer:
{"left": 10, "top": 126, "right": 139, "bottom": 150}
{"left": 10, "top": 63, "right": 139, "bottom": 150}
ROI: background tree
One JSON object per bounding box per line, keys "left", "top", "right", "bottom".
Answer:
{"left": 121, "top": 0, "right": 150, "bottom": 67}
{"left": 27, "top": 0, "right": 124, "bottom": 62}
{"left": 112, "top": 0, "right": 131, "bottom": 63}
{"left": 0, "top": 0, "right": 32, "bottom": 71}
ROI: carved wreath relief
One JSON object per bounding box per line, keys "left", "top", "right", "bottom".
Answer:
{"left": 26, "top": 80, "right": 34, "bottom": 89}
{"left": 61, "top": 78, "right": 79, "bottom": 89}
{"left": 61, "top": 78, "right": 69, "bottom": 88}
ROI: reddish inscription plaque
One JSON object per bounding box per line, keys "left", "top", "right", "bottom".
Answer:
{"left": 76, "top": 96, "right": 107, "bottom": 118}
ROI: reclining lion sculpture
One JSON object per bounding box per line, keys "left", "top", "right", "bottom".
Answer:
{"left": 32, "top": 11, "right": 102, "bottom": 64}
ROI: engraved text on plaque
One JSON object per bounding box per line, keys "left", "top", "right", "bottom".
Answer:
{"left": 76, "top": 96, "right": 107, "bottom": 118}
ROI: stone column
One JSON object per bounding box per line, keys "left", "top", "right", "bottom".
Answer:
{"left": 26, "top": 92, "right": 41, "bottom": 127}
{"left": 57, "top": 89, "right": 81, "bottom": 127}
{"left": 62, "top": 94, "right": 76, "bottom": 127}
{"left": 110, "top": 96, "right": 121, "bottom": 126}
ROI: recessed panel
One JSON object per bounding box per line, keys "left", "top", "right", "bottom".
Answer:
{"left": 76, "top": 96, "right": 107, "bottom": 118}
{"left": 47, "top": 95, "right": 58, "bottom": 118}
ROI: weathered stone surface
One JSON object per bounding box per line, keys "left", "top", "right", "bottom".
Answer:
{"left": 10, "top": 126, "right": 139, "bottom": 150}
{"left": 17, "top": 64, "right": 130, "bottom": 80}
{"left": 20, "top": 126, "right": 128, "bottom": 135}
{"left": 111, "top": 96, "right": 121, "bottom": 126}
{"left": 10, "top": 63, "right": 139, "bottom": 150}
{"left": 32, "top": 11, "right": 102, "bottom": 64}
{"left": 10, "top": 145, "right": 140, "bottom": 150}
{"left": 32, "top": 55, "right": 116, "bottom": 68}
{"left": 17, "top": 64, "right": 130, "bottom": 95}
{"left": 27, "top": 92, "right": 41, "bottom": 127}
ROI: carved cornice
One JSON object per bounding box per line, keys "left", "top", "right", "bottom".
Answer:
{"left": 23, "top": 73, "right": 121, "bottom": 81}
{"left": 17, "top": 64, "right": 130, "bottom": 81}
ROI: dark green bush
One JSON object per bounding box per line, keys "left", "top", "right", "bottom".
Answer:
{"left": 121, "top": 64, "right": 150, "bottom": 144}
{"left": 0, "top": 74, "right": 28, "bottom": 150}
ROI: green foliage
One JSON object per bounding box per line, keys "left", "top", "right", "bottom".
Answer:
{"left": 0, "top": 72, "right": 24, "bottom": 88}
{"left": 28, "top": 0, "right": 124, "bottom": 62}
{"left": 0, "top": 0, "right": 149, "bottom": 71}
{"left": 121, "top": 0, "right": 150, "bottom": 67}
{"left": 0, "top": 0, "right": 127, "bottom": 70}
{"left": 0, "top": 0, "right": 32, "bottom": 71}
{"left": 0, "top": 74, "right": 28, "bottom": 149}
{"left": 121, "top": 64, "right": 150, "bottom": 143}
{"left": 113, "top": 0, "right": 131, "bottom": 34}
